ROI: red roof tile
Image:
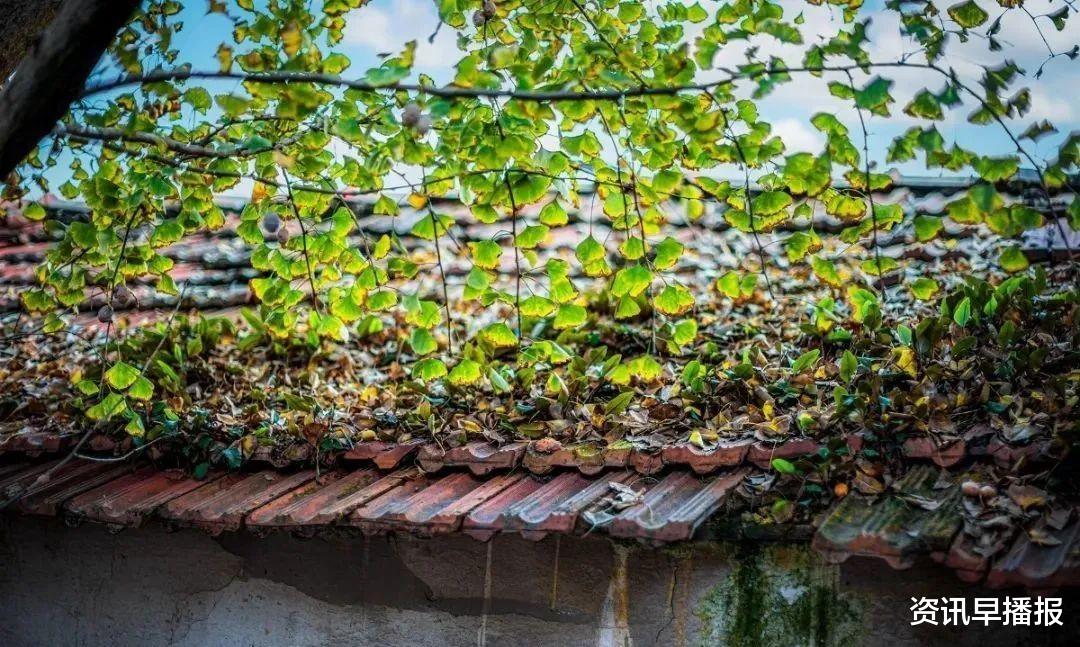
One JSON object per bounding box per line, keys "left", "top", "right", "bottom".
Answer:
{"left": 605, "top": 469, "right": 749, "bottom": 542}
{"left": 417, "top": 441, "right": 526, "bottom": 475}
{"left": 521, "top": 445, "right": 630, "bottom": 475}
{"left": 661, "top": 440, "right": 752, "bottom": 474}
{"left": 465, "top": 470, "right": 636, "bottom": 541}
{"left": 986, "top": 514, "right": 1080, "bottom": 589}
{"left": 15, "top": 460, "right": 135, "bottom": 516}
{"left": 160, "top": 469, "right": 315, "bottom": 533}
{"left": 65, "top": 466, "right": 218, "bottom": 526}
{"left": 343, "top": 439, "right": 424, "bottom": 469}
{"left": 245, "top": 468, "right": 389, "bottom": 529}
{"left": 348, "top": 471, "right": 523, "bottom": 535}
{"left": 812, "top": 465, "right": 963, "bottom": 569}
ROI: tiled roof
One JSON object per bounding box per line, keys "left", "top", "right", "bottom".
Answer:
{"left": 0, "top": 455, "right": 749, "bottom": 543}
{"left": 1, "top": 435, "right": 1077, "bottom": 589}
{"left": 2, "top": 178, "right": 1078, "bottom": 589}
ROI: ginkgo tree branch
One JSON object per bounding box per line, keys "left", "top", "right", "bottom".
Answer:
{"left": 81, "top": 61, "right": 939, "bottom": 103}
{"left": 57, "top": 124, "right": 304, "bottom": 159}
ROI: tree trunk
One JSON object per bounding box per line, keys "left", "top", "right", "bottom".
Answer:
{"left": 0, "top": 0, "right": 140, "bottom": 179}
{"left": 0, "top": 1, "right": 64, "bottom": 81}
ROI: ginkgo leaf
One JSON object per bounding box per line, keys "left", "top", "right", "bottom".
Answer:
{"left": 470, "top": 240, "right": 502, "bottom": 269}
{"left": 105, "top": 362, "right": 140, "bottom": 390}
{"left": 652, "top": 237, "right": 683, "bottom": 270}
{"left": 413, "top": 358, "right": 448, "bottom": 381}
{"left": 85, "top": 393, "right": 127, "bottom": 421}
{"left": 520, "top": 295, "right": 555, "bottom": 317}
{"left": 447, "top": 359, "right": 483, "bottom": 386}
{"left": 653, "top": 285, "right": 694, "bottom": 315}
{"left": 999, "top": 246, "right": 1029, "bottom": 273}
{"left": 480, "top": 322, "right": 518, "bottom": 347}
{"left": 948, "top": 1, "right": 989, "bottom": 29}
{"left": 409, "top": 328, "right": 438, "bottom": 355}
{"left": 553, "top": 304, "right": 587, "bottom": 329}
{"left": 672, "top": 319, "right": 697, "bottom": 347}
{"left": 611, "top": 265, "right": 652, "bottom": 298}
{"left": 910, "top": 277, "right": 940, "bottom": 300}
{"left": 575, "top": 236, "right": 606, "bottom": 265}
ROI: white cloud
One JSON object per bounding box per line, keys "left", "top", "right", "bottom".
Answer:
{"left": 772, "top": 118, "right": 824, "bottom": 153}
{"left": 342, "top": 0, "right": 459, "bottom": 73}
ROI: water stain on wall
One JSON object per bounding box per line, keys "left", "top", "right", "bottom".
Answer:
{"left": 694, "top": 543, "right": 863, "bottom": 647}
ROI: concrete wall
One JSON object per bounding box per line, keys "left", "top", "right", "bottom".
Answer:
{"left": 0, "top": 516, "right": 1076, "bottom": 646}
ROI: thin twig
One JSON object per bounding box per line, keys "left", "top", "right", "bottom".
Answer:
{"left": 846, "top": 70, "right": 887, "bottom": 298}
{"left": 283, "top": 171, "right": 321, "bottom": 315}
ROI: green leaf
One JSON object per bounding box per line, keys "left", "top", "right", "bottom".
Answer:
{"left": 785, "top": 231, "right": 820, "bottom": 262}
{"left": 447, "top": 359, "right": 483, "bottom": 386}
{"left": 150, "top": 219, "right": 185, "bottom": 247}
{"left": 751, "top": 191, "right": 792, "bottom": 216}
{"left": 948, "top": 1, "right": 989, "bottom": 29}
{"left": 910, "top": 277, "right": 940, "bottom": 300}
{"left": 86, "top": 393, "right": 127, "bottom": 421}
{"left": 128, "top": 375, "right": 154, "bottom": 401}
{"left": 480, "top": 322, "right": 518, "bottom": 348}
{"left": 625, "top": 355, "right": 662, "bottom": 382}
{"left": 104, "top": 361, "right": 140, "bottom": 390}
{"left": 184, "top": 87, "right": 212, "bottom": 110}
{"left": 322, "top": 53, "right": 351, "bottom": 74}
{"left": 367, "top": 289, "right": 397, "bottom": 311}
{"left": 839, "top": 350, "right": 857, "bottom": 383}
{"left": 671, "top": 319, "right": 698, "bottom": 347}
{"left": 611, "top": 265, "right": 652, "bottom": 298}
{"left": 487, "top": 367, "right": 511, "bottom": 394}
{"left": 903, "top": 90, "right": 944, "bottom": 120}
{"left": 860, "top": 257, "right": 899, "bottom": 276}
{"left": 470, "top": 240, "right": 502, "bottom": 269}
{"left": 520, "top": 295, "right": 555, "bottom": 317}
{"left": 653, "top": 285, "right": 694, "bottom": 316}
{"left": 973, "top": 156, "right": 1019, "bottom": 182}
{"left": 575, "top": 236, "right": 606, "bottom": 265}
{"left": 771, "top": 458, "right": 797, "bottom": 475}
{"left": 913, "top": 215, "right": 943, "bottom": 242}
{"left": 791, "top": 349, "right": 821, "bottom": 374}
{"left": 953, "top": 296, "right": 972, "bottom": 327}
{"left": 24, "top": 203, "right": 46, "bottom": 221}
{"left": 810, "top": 256, "right": 842, "bottom": 287}
{"left": 413, "top": 358, "right": 448, "bottom": 381}
{"left": 539, "top": 200, "right": 568, "bottom": 226}
{"left": 604, "top": 391, "right": 634, "bottom": 415}
{"left": 409, "top": 328, "right": 438, "bottom": 355}
{"left": 615, "top": 296, "right": 641, "bottom": 319}
{"left": 76, "top": 380, "right": 100, "bottom": 396}
{"left": 854, "top": 77, "right": 894, "bottom": 116}
{"left": 515, "top": 224, "right": 549, "bottom": 248}
{"left": 652, "top": 237, "right": 683, "bottom": 270}
{"left": 553, "top": 304, "right": 587, "bottom": 329}
{"left": 999, "top": 246, "right": 1029, "bottom": 273}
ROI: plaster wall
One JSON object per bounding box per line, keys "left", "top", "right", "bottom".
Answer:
{"left": 0, "top": 516, "right": 1076, "bottom": 646}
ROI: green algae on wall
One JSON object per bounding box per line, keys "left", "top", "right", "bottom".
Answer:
{"left": 694, "top": 544, "right": 863, "bottom": 647}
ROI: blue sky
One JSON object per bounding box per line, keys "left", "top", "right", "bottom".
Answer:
{"left": 76, "top": 0, "right": 1080, "bottom": 191}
